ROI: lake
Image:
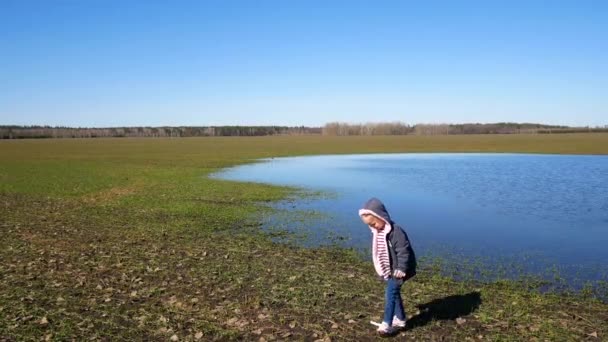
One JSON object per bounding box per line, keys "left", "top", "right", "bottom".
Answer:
{"left": 212, "top": 153, "right": 608, "bottom": 286}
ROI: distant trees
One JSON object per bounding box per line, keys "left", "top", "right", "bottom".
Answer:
{"left": 412, "top": 122, "right": 576, "bottom": 135}
{"left": 2, "top": 123, "right": 606, "bottom": 139}
{"left": 322, "top": 122, "right": 413, "bottom": 136}
{"left": 537, "top": 127, "right": 608, "bottom": 134}
{"left": 321, "top": 122, "right": 608, "bottom": 136}
{"left": 446, "top": 122, "right": 566, "bottom": 134}
{"left": 0, "top": 125, "right": 322, "bottom": 139}
{"left": 413, "top": 124, "right": 451, "bottom": 135}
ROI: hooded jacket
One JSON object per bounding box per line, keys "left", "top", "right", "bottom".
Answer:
{"left": 359, "top": 197, "right": 417, "bottom": 283}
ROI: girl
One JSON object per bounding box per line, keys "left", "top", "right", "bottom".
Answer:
{"left": 359, "top": 197, "right": 417, "bottom": 336}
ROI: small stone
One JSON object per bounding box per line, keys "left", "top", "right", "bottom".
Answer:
{"left": 39, "top": 316, "right": 49, "bottom": 325}
{"left": 456, "top": 317, "right": 466, "bottom": 325}
{"left": 194, "top": 332, "right": 203, "bottom": 340}
{"left": 170, "top": 334, "right": 178, "bottom": 341}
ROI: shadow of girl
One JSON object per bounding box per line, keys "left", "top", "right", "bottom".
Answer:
{"left": 406, "top": 291, "right": 482, "bottom": 329}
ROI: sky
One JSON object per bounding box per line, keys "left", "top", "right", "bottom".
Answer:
{"left": 1, "top": 0, "right": 607, "bottom": 127}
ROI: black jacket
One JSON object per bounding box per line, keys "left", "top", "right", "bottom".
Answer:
{"left": 361, "top": 197, "right": 417, "bottom": 283}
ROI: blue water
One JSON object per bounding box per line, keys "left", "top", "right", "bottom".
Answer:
{"left": 212, "top": 153, "right": 608, "bottom": 285}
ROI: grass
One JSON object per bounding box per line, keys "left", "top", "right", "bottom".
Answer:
{"left": 1, "top": 134, "right": 607, "bottom": 341}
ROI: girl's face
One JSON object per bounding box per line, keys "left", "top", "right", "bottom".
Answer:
{"left": 361, "top": 214, "right": 385, "bottom": 230}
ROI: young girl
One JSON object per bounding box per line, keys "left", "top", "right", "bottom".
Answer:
{"left": 359, "top": 197, "right": 417, "bottom": 336}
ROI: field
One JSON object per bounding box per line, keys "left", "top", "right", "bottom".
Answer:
{"left": 1, "top": 134, "right": 608, "bottom": 341}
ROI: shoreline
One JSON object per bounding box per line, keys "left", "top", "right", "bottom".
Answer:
{"left": 213, "top": 152, "right": 608, "bottom": 301}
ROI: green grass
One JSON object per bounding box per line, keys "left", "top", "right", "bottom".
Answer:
{"left": 1, "top": 134, "right": 607, "bottom": 341}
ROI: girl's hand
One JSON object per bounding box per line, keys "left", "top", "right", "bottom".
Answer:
{"left": 393, "top": 270, "right": 406, "bottom": 279}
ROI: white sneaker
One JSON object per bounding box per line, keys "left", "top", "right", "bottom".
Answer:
{"left": 392, "top": 316, "right": 406, "bottom": 329}
{"left": 376, "top": 321, "right": 395, "bottom": 335}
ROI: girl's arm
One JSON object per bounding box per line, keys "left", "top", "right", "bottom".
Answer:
{"left": 392, "top": 225, "right": 412, "bottom": 274}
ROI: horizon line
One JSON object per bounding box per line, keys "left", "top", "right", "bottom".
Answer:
{"left": 2, "top": 121, "right": 607, "bottom": 129}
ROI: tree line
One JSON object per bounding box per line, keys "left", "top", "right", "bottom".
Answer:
{"left": 0, "top": 125, "right": 321, "bottom": 139}
{"left": 322, "top": 122, "right": 413, "bottom": 136}
{"left": 322, "top": 122, "right": 608, "bottom": 136}
{"left": 2, "top": 123, "right": 607, "bottom": 139}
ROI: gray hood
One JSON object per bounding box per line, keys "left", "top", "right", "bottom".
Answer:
{"left": 359, "top": 197, "right": 394, "bottom": 225}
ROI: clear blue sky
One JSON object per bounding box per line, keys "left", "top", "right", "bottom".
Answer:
{"left": 1, "top": 0, "right": 607, "bottom": 127}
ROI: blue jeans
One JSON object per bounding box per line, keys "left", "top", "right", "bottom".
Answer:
{"left": 383, "top": 277, "right": 406, "bottom": 325}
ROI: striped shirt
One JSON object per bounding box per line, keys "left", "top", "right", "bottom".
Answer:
{"left": 371, "top": 223, "right": 392, "bottom": 279}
